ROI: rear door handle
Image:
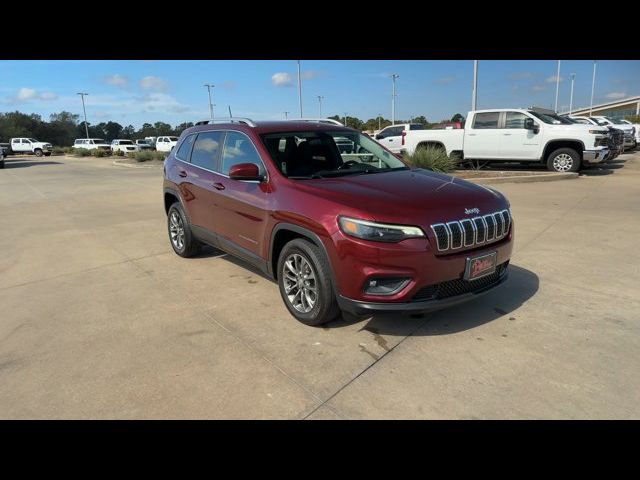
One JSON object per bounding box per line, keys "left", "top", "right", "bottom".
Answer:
{"left": 213, "top": 182, "right": 225, "bottom": 191}
{"left": 503, "top": 133, "right": 512, "bottom": 136}
{"left": 178, "top": 170, "right": 187, "bottom": 178}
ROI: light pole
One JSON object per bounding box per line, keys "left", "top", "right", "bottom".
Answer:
{"left": 77, "top": 92, "right": 89, "bottom": 139}
{"left": 471, "top": 60, "right": 478, "bottom": 110}
{"left": 316, "top": 95, "right": 324, "bottom": 117}
{"left": 569, "top": 73, "right": 576, "bottom": 114}
{"left": 204, "top": 83, "right": 214, "bottom": 119}
{"left": 284, "top": 111, "right": 289, "bottom": 119}
{"left": 297, "top": 60, "right": 303, "bottom": 118}
{"left": 554, "top": 60, "right": 561, "bottom": 112}
{"left": 390, "top": 74, "right": 399, "bottom": 125}
{"left": 590, "top": 61, "right": 597, "bottom": 115}
{"left": 343, "top": 113, "right": 348, "bottom": 127}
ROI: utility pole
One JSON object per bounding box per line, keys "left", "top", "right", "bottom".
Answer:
{"left": 297, "top": 60, "right": 303, "bottom": 118}
{"left": 590, "top": 61, "right": 597, "bottom": 115}
{"left": 554, "top": 60, "right": 561, "bottom": 112}
{"left": 390, "top": 74, "right": 399, "bottom": 125}
{"left": 569, "top": 73, "right": 576, "bottom": 114}
{"left": 378, "top": 113, "right": 382, "bottom": 130}
{"left": 77, "top": 93, "right": 89, "bottom": 139}
{"left": 228, "top": 105, "right": 232, "bottom": 118}
{"left": 316, "top": 95, "right": 324, "bottom": 117}
{"left": 343, "top": 113, "right": 348, "bottom": 127}
{"left": 204, "top": 83, "right": 214, "bottom": 119}
{"left": 284, "top": 111, "right": 289, "bottom": 119}
{"left": 471, "top": 60, "right": 478, "bottom": 110}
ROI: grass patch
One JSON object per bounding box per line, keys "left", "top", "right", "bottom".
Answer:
{"left": 405, "top": 146, "right": 457, "bottom": 173}
{"left": 129, "top": 151, "right": 167, "bottom": 162}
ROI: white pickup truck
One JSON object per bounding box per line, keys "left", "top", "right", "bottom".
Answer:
{"left": 8, "top": 137, "right": 53, "bottom": 157}
{"left": 155, "top": 136, "right": 179, "bottom": 152}
{"left": 402, "top": 108, "right": 610, "bottom": 172}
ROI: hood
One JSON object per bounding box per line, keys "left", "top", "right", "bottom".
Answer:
{"left": 546, "top": 124, "right": 608, "bottom": 135}
{"left": 293, "top": 168, "right": 509, "bottom": 227}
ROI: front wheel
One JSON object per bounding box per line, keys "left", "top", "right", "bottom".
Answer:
{"left": 34, "top": 149, "right": 43, "bottom": 157}
{"left": 546, "top": 148, "right": 581, "bottom": 173}
{"left": 277, "top": 239, "right": 341, "bottom": 326}
{"left": 0, "top": 159, "right": 5, "bottom": 169}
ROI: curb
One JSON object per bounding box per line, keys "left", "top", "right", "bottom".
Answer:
{"left": 112, "top": 160, "right": 164, "bottom": 169}
{"left": 460, "top": 172, "right": 579, "bottom": 185}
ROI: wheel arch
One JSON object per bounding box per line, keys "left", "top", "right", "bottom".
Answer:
{"left": 542, "top": 139, "right": 585, "bottom": 161}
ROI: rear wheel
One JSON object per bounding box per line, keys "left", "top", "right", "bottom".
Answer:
{"left": 277, "top": 238, "right": 341, "bottom": 326}
{"left": 546, "top": 148, "right": 580, "bottom": 173}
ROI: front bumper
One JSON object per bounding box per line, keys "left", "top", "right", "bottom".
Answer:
{"left": 337, "top": 268, "right": 509, "bottom": 315}
{"left": 583, "top": 148, "right": 608, "bottom": 164}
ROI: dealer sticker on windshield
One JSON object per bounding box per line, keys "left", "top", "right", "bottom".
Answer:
{"left": 464, "top": 252, "right": 497, "bottom": 281}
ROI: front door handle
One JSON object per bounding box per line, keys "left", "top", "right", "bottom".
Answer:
{"left": 213, "top": 182, "right": 225, "bottom": 191}
{"left": 503, "top": 133, "right": 512, "bottom": 136}
{"left": 178, "top": 170, "right": 187, "bottom": 178}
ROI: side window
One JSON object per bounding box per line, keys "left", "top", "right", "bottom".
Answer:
{"left": 473, "top": 112, "right": 500, "bottom": 129}
{"left": 190, "top": 131, "right": 225, "bottom": 170}
{"left": 505, "top": 112, "right": 528, "bottom": 129}
{"left": 175, "top": 134, "right": 196, "bottom": 161}
{"left": 220, "top": 131, "right": 265, "bottom": 176}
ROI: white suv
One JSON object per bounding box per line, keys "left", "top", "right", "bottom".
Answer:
{"left": 155, "top": 136, "right": 179, "bottom": 152}
{"left": 374, "top": 123, "right": 425, "bottom": 153}
{"left": 73, "top": 138, "right": 112, "bottom": 151}
{"left": 111, "top": 139, "right": 140, "bottom": 154}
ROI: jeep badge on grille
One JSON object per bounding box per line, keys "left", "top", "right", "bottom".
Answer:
{"left": 465, "top": 207, "right": 480, "bottom": 215}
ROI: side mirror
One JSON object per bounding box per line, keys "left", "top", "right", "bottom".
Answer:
{"left": 375, "top": 134, "right": 383, "bottom": 140}
{"left": 229, "top": 163, "right": 263, "bottom": 181}
{"left": 524, "top": 118, "right": 538, "bottom": 133}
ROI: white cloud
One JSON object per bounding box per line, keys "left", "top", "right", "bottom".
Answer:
{"left": 605, "top": 92, "right": 627, "bottom": 100}
{"left": 140, "top": 76, "right": 168, "bottom": 91}
{"left": 272, "top": 72, "right": 293, "bottom": 87}
{"left": 546, "top": 75, "right": 563, "bottom": 83}
{"left": 12, "top": 87, "right": 58, "bottom": 102}
{"left": 508, "top": 72, "right": 533, "bottom": 80}
{"left": 104, "top": 74, "right": 128, "bottom": 87}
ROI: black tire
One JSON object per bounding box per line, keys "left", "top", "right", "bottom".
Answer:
{"left": 34, "top": 149, "right": 43, "bottom": 157}
{"left": 44, "top": 152, "right": 51, "bottom": 157}
{"left": 277, "top": 238, "right": 341, "bottom": 326}
{"left": 546, "top": 147, "right": 581, "bottom": 173}
{"left": 167, "top": 202, "right": 199, "bottom": 258}
{"left": 0, "top": 159, "right": 4, "bottom": 169}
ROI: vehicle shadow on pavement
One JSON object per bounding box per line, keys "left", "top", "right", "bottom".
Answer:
{"left": 3, "top": 160, "right": 63, "bottom": 169}
{"left": 331, "top": 264, "right": 540, "bottom": 336}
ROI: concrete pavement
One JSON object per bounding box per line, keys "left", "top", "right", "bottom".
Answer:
{"left": 0, "top": 153, "right": 638, "bottom": 418}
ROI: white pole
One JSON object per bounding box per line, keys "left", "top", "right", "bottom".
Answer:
{"left": 77, "top": 93, "right": 89, "bottom": 139}
{"left": 204, "top": 84, "right": 214, "bottom": 120}
{"left": 472, "top": 60, "right": 478, "bottom": 110}
{"left": 297, "top": 60, "right": 303, "bottom": 118}
{"left": 590, "top": 61, "right": 597, "bottom": 116}
{"left": 391, "top": 74, "right": 399, "bottom": 125}
{"left": 317, "top": 95, "right": 324, "bottom": 117}
{"left": 569, "top": 73, "right": 576, "bottom": 115}
{"left": 554, "top": 60, "right": 561, "bottom": 112}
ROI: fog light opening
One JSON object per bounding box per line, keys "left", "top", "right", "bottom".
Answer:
{"left": 364, "top": 277, "right": 411, "bottom": 296}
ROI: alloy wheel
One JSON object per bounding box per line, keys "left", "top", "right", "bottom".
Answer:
{"left": 282, "top": 253, "right": 318, "bottom": 313}
{"left": 169, "top": 210, "right": 185, "bottom": 251}
{"left": 552, "top": 153, "right": 573, "bottom": 172}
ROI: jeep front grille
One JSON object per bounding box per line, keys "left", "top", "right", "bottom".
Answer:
{"left": 430, "top": 209, "right": 511, "bottom": 253}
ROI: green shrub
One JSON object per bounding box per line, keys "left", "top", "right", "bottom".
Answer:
{"left": 405, "top": 145, "right": 457, "bottom": 173}
{"left": 72, "top": 148, "right": 90, "bottom": 157}
{"left": 130, "top": 151, "right": 166, "bottom": 162}
{"left": 89, "top": 149, "right": 109, "bottom": 157}
{"left": 115, "top": 150, "right": 126, "bottom": 157}
{"left": 51, "top": 146, "right": 69, "bottom": 155}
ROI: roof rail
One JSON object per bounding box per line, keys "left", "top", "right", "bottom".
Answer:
{"left": 195, "top": 117, "right": 257, "bottom": 127}
{"left": 289, "top": 118, "right": 345, "bottom": 126}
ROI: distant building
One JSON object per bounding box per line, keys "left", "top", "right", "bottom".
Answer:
{"left": 561, "top": 95, "right": 640, "bottom": 119}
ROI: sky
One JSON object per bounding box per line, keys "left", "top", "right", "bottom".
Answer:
{"left": 0, "top": 60, "right": 638, "bottom": 128}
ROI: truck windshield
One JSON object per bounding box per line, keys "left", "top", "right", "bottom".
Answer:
{"left": 261, "top": 130, "right": 408, "bottom": 179}
{"left": 604, "top": 117, "right": 626, "bottom": 125}
{"left": 27, "top": 138, "right": 38, "bottom": 142}
{"left": 589, "top": 118, "right": 609, "bottom": 126}
{"left": 119, "top": 140, "right": 134, "bottom": 145}
{"left": 528, "top": 111, "right": 573, "bottom": 125}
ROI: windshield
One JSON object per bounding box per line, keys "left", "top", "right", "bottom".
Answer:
{"left": 137, "top": 140, "right": 150, "bottom": 144}
{"left": 260, "top": 130, "right": 408, "bottom": 179}
{"left": 528, "top": 111, "right": 573, "bottom": 125}
{"left": 604, "top": 116, "right": 626, "bottom": 125}
{"left": 92, "top": 139, "right": 106, "bottom": 143}
{"left": 27, "top": 138, "right": 38, "bottom": 142}
{"left": 169, "top": 137, "right": 179, "bottom": 141}
{"left": 589, "top": 118, "right": 609, "bottom": 126}
{"left": 119, "top": 140, "right": 134, "bottom": 145}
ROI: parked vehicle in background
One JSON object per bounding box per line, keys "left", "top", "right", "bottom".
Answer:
{"left": 144, "top": 136, "right": 157, "bottom": 148}
{"left": 0, "top": 144, "right": 6, "bottom": 168}
{"left": 8, "top": 138, "right": 52, "bottom": 157}
{"left": 590, "top": 116, "right": 636, "bottom": 149}
{"left": 135, "top": 139, "right": 154, "bottom": 150}
{"left": 73, "top": 138, "right": 112, "bottom": 151}
{"left": 619, "top": 119, "right": 640, "bottom": 146}
{"left": 431, "top": 121, "right": 464, "bottom": 130}
{"left": 111, "top": 139, "right": 140, "bottom": 154}
{"left": 163, "top": 118, "right": 513, "bottom": 326}
{"left": 565, "top": 115, "right": 624, "bottom": 160}
{"left": 155, "top": 136, "right": 179, "bottom": 152}
{"left": 402, "top": 108, "right": 610, "bottom": 172}
{"left": 375, "top": 123, "right": 425, "bottom": 153}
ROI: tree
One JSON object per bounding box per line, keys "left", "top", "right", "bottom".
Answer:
{"left": 102, "top": 121, "right": 123, "bottom": 141}
{"left": 412, "top": 116, "right": 429, "bottom": 126}
{"left": 122, "top": 125, "right": 136, "bottom": 139}
{"left": 153, "top": 121, "right": 172, "bottom": 135}
{"left": 451, "top": 113, "right": 465, "bottom": 123}
{"left": 174, "top": 122, "right": 194, "bottom": 135}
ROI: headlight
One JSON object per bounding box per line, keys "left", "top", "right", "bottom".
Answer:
{"left": 589, "top": 129, "right": 607, "bottom": 135}
{"left": 338, "top": 216, "right": 425, "bottom": 243}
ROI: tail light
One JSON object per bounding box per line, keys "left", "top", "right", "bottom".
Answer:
{"left": 401, "top": 130, "right": 406, "bottom": 146}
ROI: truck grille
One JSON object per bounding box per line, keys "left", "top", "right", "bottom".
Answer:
{"left": 412, "top": 262, "right": 508, "bottom": 301}
{"left": 430, "top": 209, "right": 511, "bottom": 253}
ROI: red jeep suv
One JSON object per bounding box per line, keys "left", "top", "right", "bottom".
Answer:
{"left": 163, "top": 118, "right": 514, "bottom": 326}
